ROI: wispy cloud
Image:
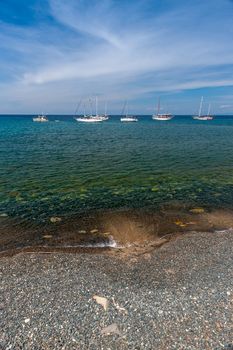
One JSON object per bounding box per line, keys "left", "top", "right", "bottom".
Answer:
{"left": 0, "top": 0, "right": 233, "bottom": 113}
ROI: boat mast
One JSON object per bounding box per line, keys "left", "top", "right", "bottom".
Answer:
{"left": 74, "top": 100, "right": 82, "bottom": 117}
{"left": 84, "top": 100, "right": 86, "bottom": 117}
{"left": 199, "top": 96, "right": 204, "bottom": 117}
{"left": 157, "top": 97, "right": 161, "bottom": 115}
{"left": 95, "top": 96, "right": 98, "bottom": 117}
{"left": 89, "top": 98, "right": 93, "bottom": 116}
{"left": 126, "top": 101, "right": 129, "bottom": 117}
{"left": 121, "top": 101, "right": 127, "bottom": 116}
{"left": 105, "top": 101, "right": 107, "bottom": 117}
{"left": 207, "top": 103, "right": 211, "bottom": 116}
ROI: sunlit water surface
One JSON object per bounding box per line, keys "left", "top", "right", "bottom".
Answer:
{"left": 1, "top": 115, "right": 233, "bottom": 237}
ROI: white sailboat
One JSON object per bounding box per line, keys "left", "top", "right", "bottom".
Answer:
{"left": 33, "top": 113, "right": 48, "bottom": 122}
{"left": 120, "top": 101, "right": 138, "bottom": 122}
{"left": 193, "top": 97, "right": 214, "bottom": 120}
{"left": 75, "top": 97, "right": 104, "bottom": 123}
{"left": 99, "top": 101, "right": 109, "bottom": 121}
{"left": 152, "top": 98, "right": 173, "bottom": 121}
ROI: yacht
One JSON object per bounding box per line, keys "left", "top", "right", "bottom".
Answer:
{"left": 120, "top": 101, "right": 138, "bottom": 122}
{"left": 33, "top": 114, "right": 48, "bottom": 122}
{"left": 193, "top": 97, "right": 214, "bottom": 120}
{"left": 152, "top": 98, "right": 173, "bottom": 121}
{"left": 75, "top": 115, "right": 104, "bottom": 123}
{"left": 120, "top": 116, "right": 138, "bottom": 122}
{"left": 152, "top": 113, "right": 173, "bottom": 121}
{"left": 75, "top": 97, "right": 105, "bottom": 123}
{"left": 99, "top": 101, "right": 109, "bottom": 121}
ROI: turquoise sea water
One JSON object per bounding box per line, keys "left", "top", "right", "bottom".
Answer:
{"left": 1, "top": 115, "right": 233, "bottom": 226}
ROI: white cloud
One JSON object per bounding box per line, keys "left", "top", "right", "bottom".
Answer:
{"left": 1, "top": 0, "right": 233, "bottom": 113}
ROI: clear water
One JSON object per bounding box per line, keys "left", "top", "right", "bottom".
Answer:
{"left": 1, "top": 115, "right": 233, "bottom": 225}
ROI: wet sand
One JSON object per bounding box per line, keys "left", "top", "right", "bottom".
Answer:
{"left": 1, "top": 206, "right": 233, "bottom": 256}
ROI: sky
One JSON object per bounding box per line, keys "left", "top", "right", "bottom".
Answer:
{"left": 0, "top": 0, "right": 233, "bottom": 114}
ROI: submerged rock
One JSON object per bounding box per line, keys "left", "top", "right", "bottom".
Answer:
{"left": 174, "top": 220, "right": 187, "bottom": 227}
{"left": 50, "top": 217, "right": 62, "bottom": 223}
{"left": 90, "top": 229, "right": 99, "bottom": 234}
{"left": 43, "top": 235, "right": 53, "bottom": 239}
{"left": 102, "top": 232, "right": 111, "bottom": 237}
{"left": 78, "top": 230, "right": 87, "bottom": 234}
{"left": 189, "top": 208, "right": 205, "bottom": 214}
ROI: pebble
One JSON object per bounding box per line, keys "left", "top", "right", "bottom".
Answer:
{"left": 101, "top": 323, "right": 121, "bottom": 336}
{"left": 43, "top": 235, "right": 53, "bottom": 239}
{"left": 0, "top": 230, "right": 232, "bottom": 349}
{"left": 50, "top": 217, "right": 62, "bottom": 223}
{"left": 90, "top": 229, "right": 99, "bottom": 234}
{"left": 189, "top": 208, "right": 205, "bottom": 214}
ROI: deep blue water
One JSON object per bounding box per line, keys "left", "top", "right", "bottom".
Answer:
{"left": 1, "top": 115, "right": 233, "bottom": 225}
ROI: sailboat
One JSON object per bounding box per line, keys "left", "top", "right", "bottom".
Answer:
{"left": 193, "top": 97, "right": 214, "bottom": 120}
{"left": 33, "top": 113, "right": 48, "bottom": 122}
{"left": 152, "top": 98, "right": 173, "bottom": 121}
{"left": 75, "top": 97, "right": 104, "bottom": 123}
{"left": 120, "top": 101, "right": 138, "bottom": 122}
{"left": 99, "top": 101, "right": 109, "bottom": 121}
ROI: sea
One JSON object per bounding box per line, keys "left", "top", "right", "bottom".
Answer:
{"left": 1, "top": 115, "right": 233, "bottom": 251}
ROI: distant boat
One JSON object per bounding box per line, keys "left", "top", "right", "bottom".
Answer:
{"left": 75, "top": 116, "right": 104, "bottom": 123}
{"left": 99, "top": 101, "right": 109, "bottom": 121}
{"left": 75, "top": 97, "right": 105, "bottom": 123}
{"left": 33, "top": 114, "right": 48, "bottom": 122}
{"left": 120, "top": 101, "right": 138, "bottom": 122}
{"left": 193, "top": 97, "right": 214, "bottom": 120}
{"left": 152, "top": 98, "right": 173, "bottom": 121}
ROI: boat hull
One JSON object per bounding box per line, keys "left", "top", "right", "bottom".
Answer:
{"left": 75, "top": 117, "right": 104, "bottom": 123}
{"left": 193, "top": 116, "right": 214, "bottom": 120}
{"left": 152, "top": 115, "right": 173, "bottom": 121}
{"left": 33, "top": 117, "right": 48, "bottom": 122}
{"left": 120, "top": 117, "right": 138, "bottom": 122}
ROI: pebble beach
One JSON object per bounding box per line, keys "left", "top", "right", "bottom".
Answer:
{"left": 0, "top": 230, "right": 232, "bottom": 350}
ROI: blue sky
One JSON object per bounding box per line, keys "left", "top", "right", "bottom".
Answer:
{"left": 1, "top": 0, "right": 233, "bottom": 114}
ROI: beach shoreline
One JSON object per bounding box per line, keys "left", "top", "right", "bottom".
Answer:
{"left": 0, "top": 230, "right": 232, "bottom": 349}
{"left": 1, "top": 206, "right": 233, "bottom": 257}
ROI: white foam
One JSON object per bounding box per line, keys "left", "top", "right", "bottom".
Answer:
{"left": 214, "top": 227, "right": 233, "bottom": 234}
{"left": 66, "top": 236, "right": 120, "bottom": 248}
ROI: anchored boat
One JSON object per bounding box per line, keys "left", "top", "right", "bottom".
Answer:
{"left": 74, "top": 96, "right": 109, "bottom": 123}
{"left": 193, "top": 97, "right": 214, "bottom": 120}
{"left": 33, "top": 114, "right": 48, "bottom": 122}
{"left": 99, "top": 101, "right": 109, "bottom": 121}
{"left": 152, "top": 98, "right": 173, "bottom": 121}
{"left": 120, "top": 101, "right": 138, "bottom": 122}
{"left": 75, "top": 97, "right": 105, "bottom": 123}
{"left": 75, "top": 116, "right": 104, "bottom": 122}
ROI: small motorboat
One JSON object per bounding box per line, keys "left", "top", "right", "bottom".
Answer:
{"left": 33, "top": 114, "right": 48, "bottom": 122}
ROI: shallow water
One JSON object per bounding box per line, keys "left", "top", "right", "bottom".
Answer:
{"left": 1, "top": 115, "right": 233, "bottom": 249}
